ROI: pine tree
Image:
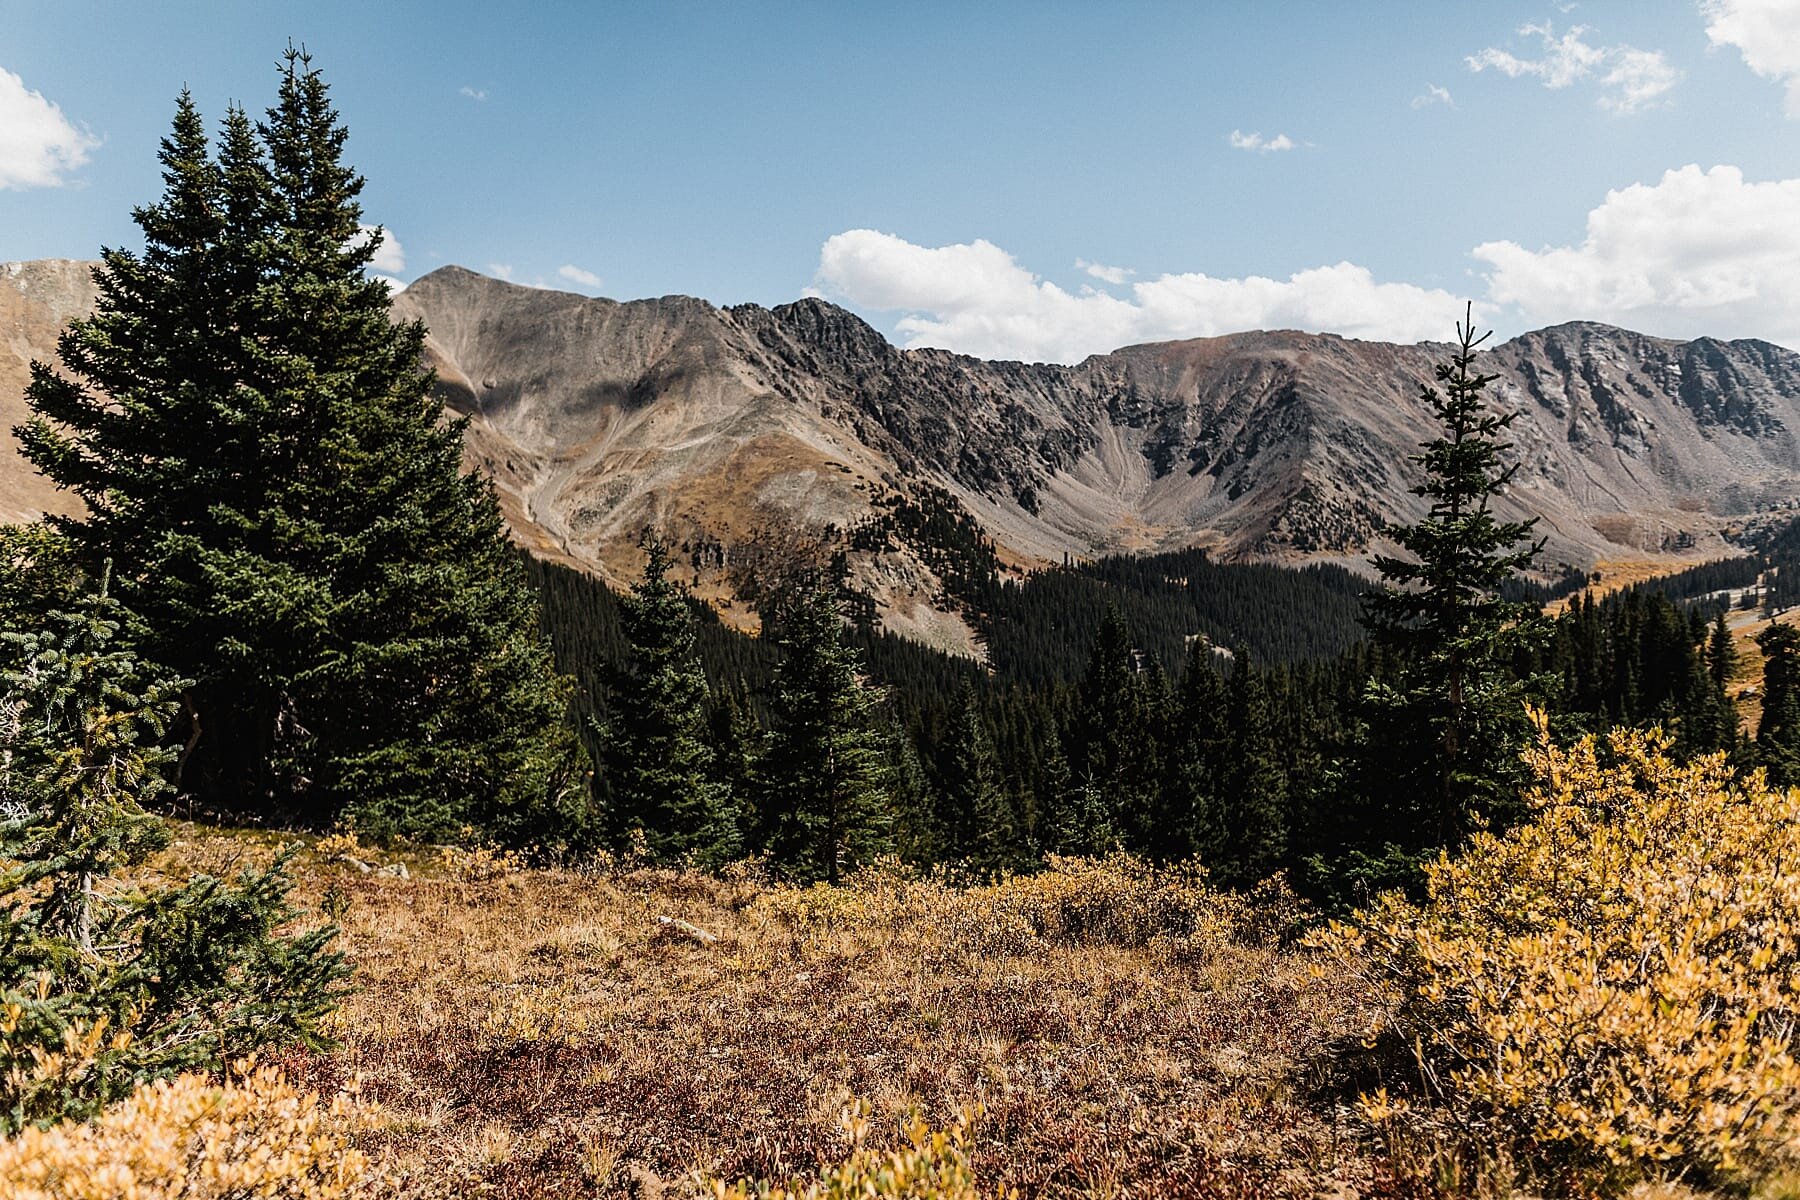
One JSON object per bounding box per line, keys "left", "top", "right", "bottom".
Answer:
{"left": 888, "top": 728, "right": 942, "bottom": 865}
{"left": 1036, "top": 724, "right": 1115, "bottom": 857}
{"left": 1156, "top": 640, "right": 1231, "bottom": 863}
{"left": 18, "top": 49, "right": 582, "bottom": 843}
{"left": 1218, "top": 648, "right": 1289, "bottom": 887}
{"left": 0, "top": 524, "right": 81, "bottom": 643}
{"left": 1756, "top": 621, "right": 1800, "bottom": 786}
{"left": 1072, "top": 605, "right": 1160, "bottom": 850}
{"left": 709, "top": 681, "right": 764, "bottom": 828}
{"left": 0, "top": 572, "right": 345, "bottom": 1131}
{"left": 756, "top": 583, "right": 894, "bottom": 882}
{"left": 1710, "top": 611, "right": 1739, "bottom": 692}
{"left": 1360, "top": 305, "right": 1547, "bottom": 853}
{"left": 941, "top": 681, "right": 1016, "bottom": 878}
{"left": 599, "top": 537, "right": 737, "bottom": 865}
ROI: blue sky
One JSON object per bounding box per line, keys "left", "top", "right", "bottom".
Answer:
{"left": 5, "top": 1, "right": 1800, "bottom": 361}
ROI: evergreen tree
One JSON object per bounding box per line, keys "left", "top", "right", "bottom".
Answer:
{"left": 941, "top": 681, "right": 1016, "bottom": 878}
{"left": 757, "top": 583, "right": 894, "bottom": 882}
{"left": 1756, "top": 621, "right": 1800, "bottom": 786}
{"left": 1360, "top": 305, "right": 1547, "bottom": 853}
{"left": 0, "top": 573, "right": 345, "bottom": 1130}
{"left": 888, "top": 728, "right": 942, "bottom": 865}
{"left": 1035, "top": 725, "right": 1114, "bottom": 857}
{"left": 1217, "top": 648, "right": 1289, "bottom": 887}
{"left": 1156, "top": 640, "right": 1231, "bottom": 863}
{"left": 708, "top": 681, "right": 763, "bottom": 845}
{"left": 18, "top": 50, "right": 582, "bottom": 843}
{"left": 0, "top": 524, "right": 81, "bottom": 645}
{"left": 1071, "top": 605, "right": 1160, "bottom": 850}
{"left": 1710, "top": 611, "right": 1739, "bottom": 692}
{"left": 600, "top": 537, "right": 737, "bottom": 865}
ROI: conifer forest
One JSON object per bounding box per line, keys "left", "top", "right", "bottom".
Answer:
{"left": 11, "top": 37, "right": 1800, "bottom": 1200}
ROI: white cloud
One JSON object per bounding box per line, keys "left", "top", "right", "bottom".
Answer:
{"left": 0, "top": 66, "right": 96, "bottom": 190}
{"left": 1703, "top": 0, "right": 1800, "bottom": 115}
{"left": 354, "top": 224, "right": 405, "bottom": 275}
{"left": 1473, "top": 164, "right": 1800, "bottom": 346}
{"left": 1228, "top": 129, "right": 1297, "bottom": 152}
{"left": 1466, "top": 22, "right": 1679, "bottom": 113}
{"left": 1598, "top": 46, "right": 1684, "bottom": 113}
{"left": 488, "top": 263, "right": 515, "bottom": 282}
{"left": 1075, "top": 258, "right": 1133, "bottom": 285}
{"left": 1411, "top": 83, "right": 1456, "bottom": 108}
{"left": 814, "top": 229, "right": 1470, "bottom": 364}
{"left": 557, "top": 263, "right": 603, "bottom": 288}
{"left": 459, "top": 85, "right": 488, "bottom": 101}
{"left": 373, "top": 276, "right": 407, "bottom": 295}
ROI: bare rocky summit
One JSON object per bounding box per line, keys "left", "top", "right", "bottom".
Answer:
{"left": 9, "top": 260, "right": 1800, "bottom": 645}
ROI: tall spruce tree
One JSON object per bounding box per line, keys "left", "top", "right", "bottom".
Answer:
{"left": 941, "top": 681, "right": 1017, "bottom": 878}
{"left": 1756, "top": 621, "right": 1800, "bottom": 786}
{"left": 756, "top": 582, "right": 894, "bottom": 882}
{"left": 888, "top": 728, "right": 943, "bottom": 865}
{"left": 0, "top": 573, "right": 345, "bottom": 1130}
{"left": 1036, "top": 726, "right": 1114, "bottom": 857}
{"left": 1218, "top": 647, "right": 1289, "bottom": 887}
{"left": 1156, "top": 640, "right": 1231, "bottom": 863}
{"left": 18, "top": 49, "right": 582, "bottom": 843}
{"left": 1072, "top": 605, "right": 1161, "bottom": 850}
{"left": 1360, "top": 305, "right": 1546, "bottom": 854}
{"left": 600, "top": 537, "right": 737, "bottom": 865}
{"left": 1710, "top": 611, "right": 1739, "bottom": 691}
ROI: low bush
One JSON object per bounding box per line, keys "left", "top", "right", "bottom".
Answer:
{"left": 0, "top": 1060, "right": 373, "bottom": 1199}
{"left": 1317, "top": 710, "right": 1800, "bottom": 1190}
{"left": 754, "top": 853, "right": 1304, "bottom": 959}
{"left": 700, "top": 1101, "right": 995, "bottom": 1200}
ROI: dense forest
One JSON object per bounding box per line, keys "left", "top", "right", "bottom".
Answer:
{"left": 524, "top": 485, "right": 1800, "bottom": 905}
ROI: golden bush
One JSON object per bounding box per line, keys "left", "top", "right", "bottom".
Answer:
{"left": 0, "top": 1060, "right": 373, "bottom": 1199}
{"left": 701, "top": 1101, "right": 1006, "bottom": 1200}
{"left": 1317, "top": 711, "right": 1800, "bottom": 1184}
{"left": 313, "top": 829, "right": 366, "bottom": 865}
{"left": 438, "top": 832, "right": 525, "bottom": 882}
{"left": 755, "top": 853, "right": 1288, "bottom": 959}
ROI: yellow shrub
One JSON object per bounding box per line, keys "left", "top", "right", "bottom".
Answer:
{"left": 438, "top": 840, "right": 525, "bottom": 882}
{"left": 754, "top": 853, "right": 1282, "bottom": 959}
{"left": 0, "top": 1061, "right": 374, "bottom": 1199}
{"left": 314, "top": 829, "right": 365, "bottom": 865}
{"left": 1316, "top": 712, "right": 1800, "bottom": 1183}
{"left": 701, "top": 1101, "right": 1006, "bottom": 1200}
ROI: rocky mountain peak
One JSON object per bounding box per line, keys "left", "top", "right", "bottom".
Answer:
{"left": 7, "top": 260, "right": 1800, "bottom": 645}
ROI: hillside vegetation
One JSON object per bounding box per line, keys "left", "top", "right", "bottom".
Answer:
{"left": 19, "top": 715, "right": 1800, "bottom": 1199}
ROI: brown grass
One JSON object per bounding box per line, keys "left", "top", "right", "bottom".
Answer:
{"left": 152, "top": 832, "right": 1403, "bottom": 1199}
{"left": 1543, "top": 561, "right": 1675, "bottom": 615}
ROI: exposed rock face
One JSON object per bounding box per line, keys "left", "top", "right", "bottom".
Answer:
{"left": 391, "top": 268, "right": 1800, "bottom": 582}
{"left": 10, "top": 260, "right": 1800, "bottom": 644}
{"left": 0, "top": 260, "right": 97, "bottom": 523}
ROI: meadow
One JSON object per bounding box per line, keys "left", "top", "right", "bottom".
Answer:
{"left": 187, "top": 837, "right": 1377, "bottom": 1198}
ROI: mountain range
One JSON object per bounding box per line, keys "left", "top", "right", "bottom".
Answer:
{"left": 7, "top": 258, "right": 1800, "bottom": 654}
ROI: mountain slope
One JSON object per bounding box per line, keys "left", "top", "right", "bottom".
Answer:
{"left": 392, "top": 268, "right": 1800, "bottom": 572}
{"left": 0, "top": 260, "right": 97, "bottom": 523}
{"left": 10, "top": 259, "right": 1800, "bottom": 648}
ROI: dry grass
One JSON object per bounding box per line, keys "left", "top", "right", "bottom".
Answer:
{"left": 150, "top": 831, "right": 1400, "bottom": 1199}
